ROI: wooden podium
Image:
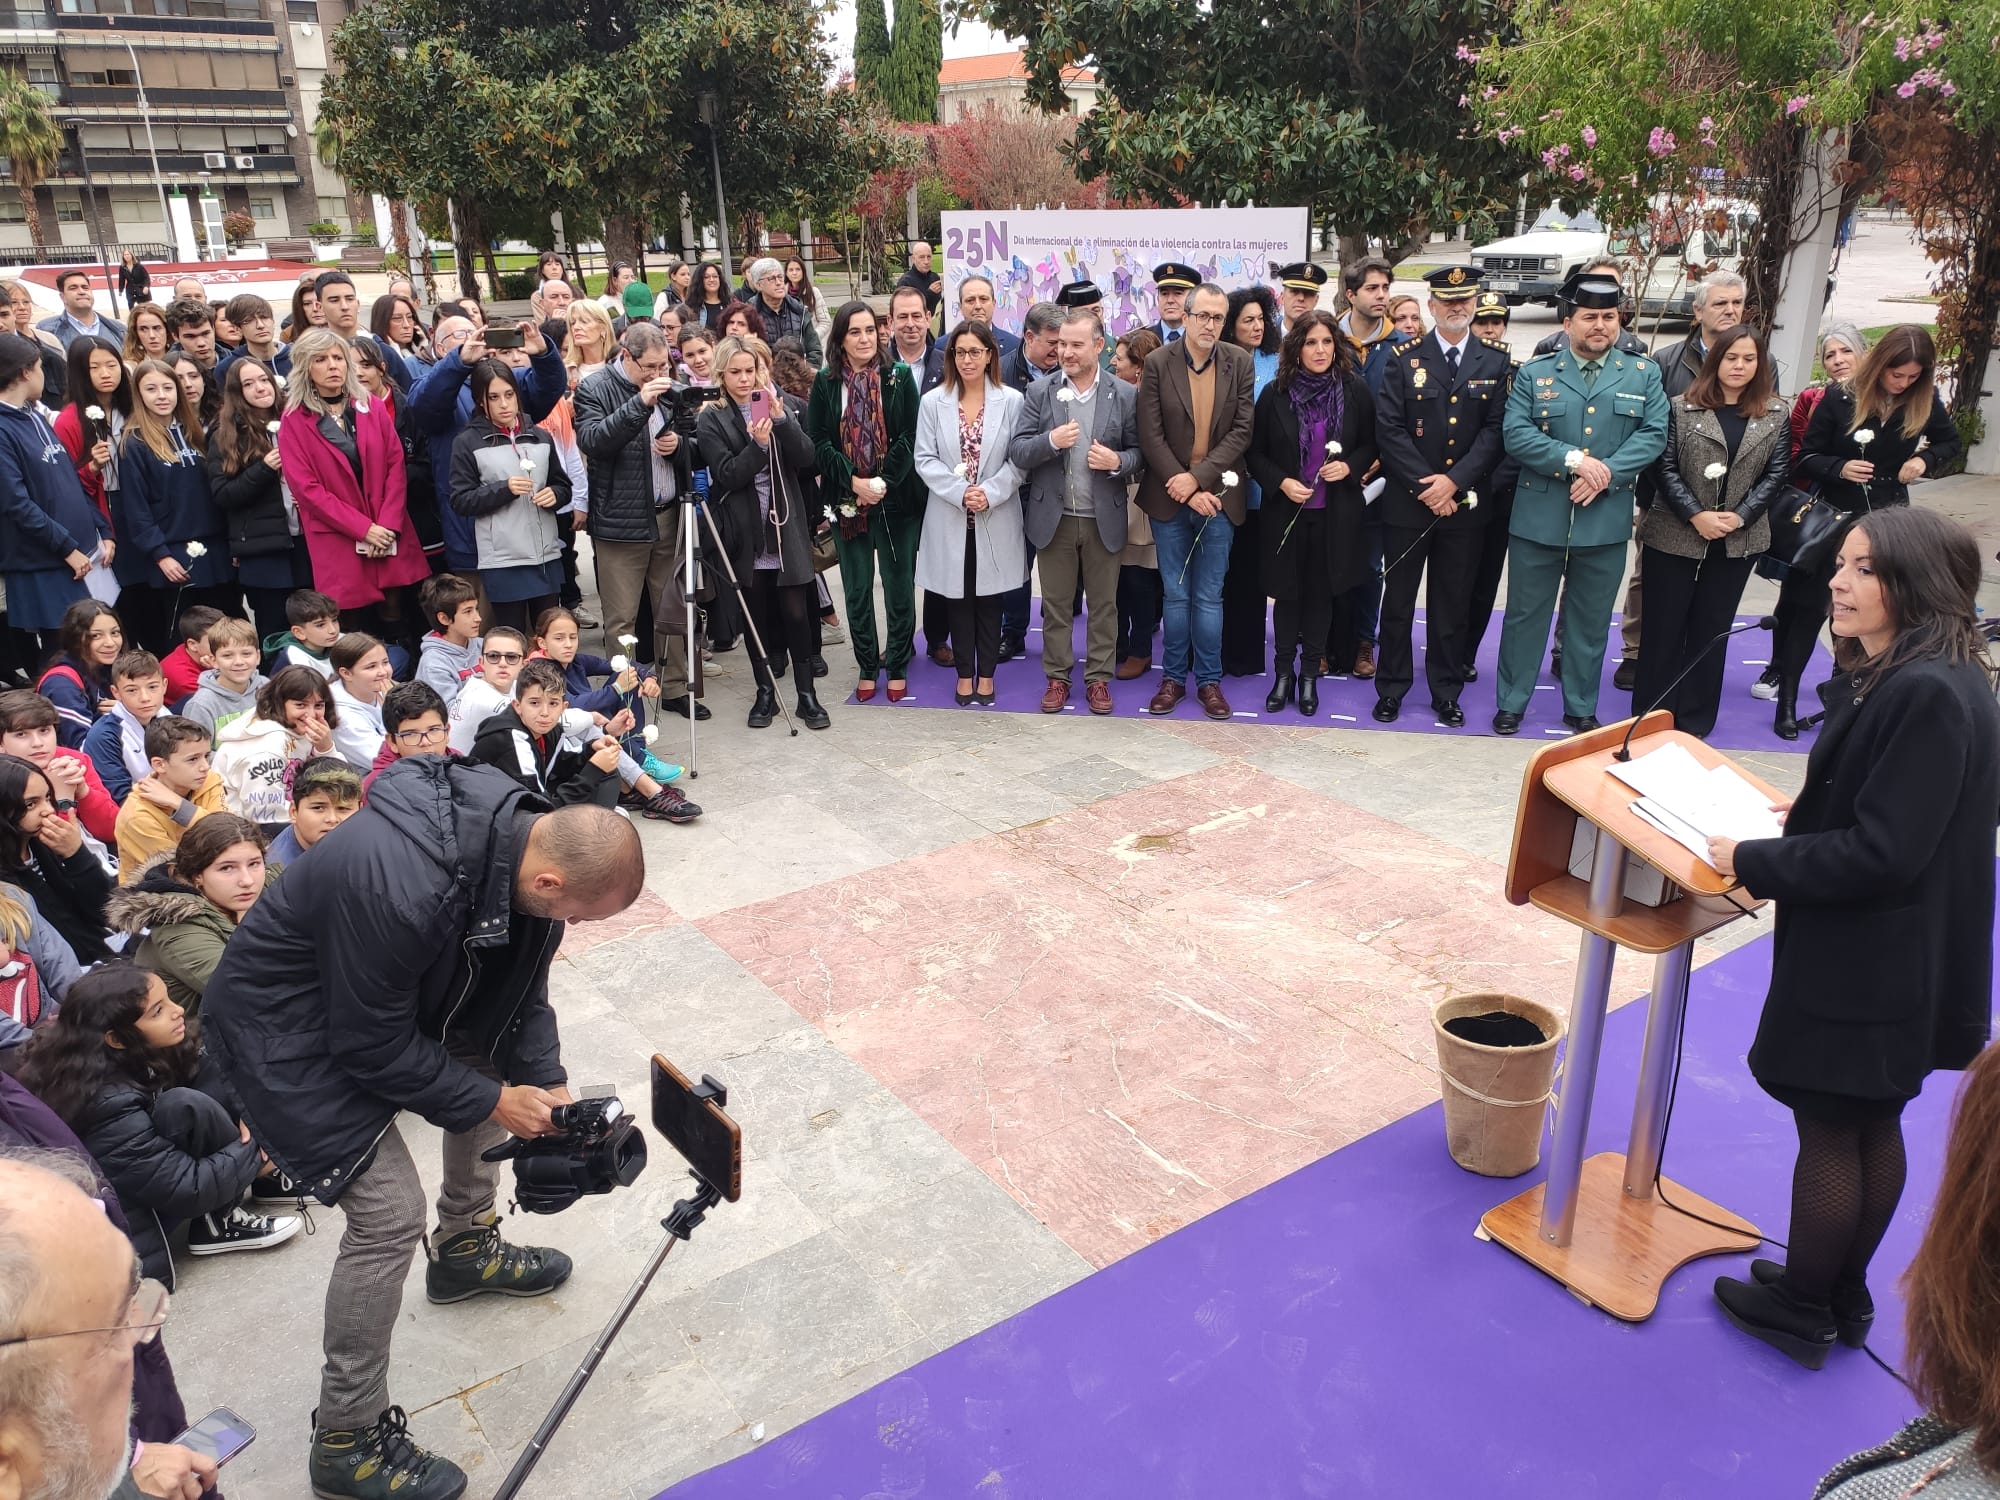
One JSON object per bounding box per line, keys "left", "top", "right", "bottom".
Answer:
{"left": 1477, "top": 712, "right": 1779, "bottom": 1320}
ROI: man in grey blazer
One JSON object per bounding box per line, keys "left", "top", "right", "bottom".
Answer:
{"left": 1008, "top": 309, "right": 1143, "bottom": 714}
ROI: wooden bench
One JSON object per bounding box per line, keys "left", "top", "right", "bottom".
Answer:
{"left": 265, "top": 238, "right": 316, "bottom": 261}
{"left": 340, "top": 245, "right": 387, "bottom": 271}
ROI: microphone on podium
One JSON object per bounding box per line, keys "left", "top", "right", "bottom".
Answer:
{"left": 1614, "top": 616, "right": 1777, "bottom": 762}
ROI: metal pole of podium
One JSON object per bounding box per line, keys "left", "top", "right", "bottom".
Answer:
{"left": 1621, "top": 940, "right": 1695, "bottom": 1197}
{"left": 1539, "top": 827, "right": 1629, "bottom": 1247}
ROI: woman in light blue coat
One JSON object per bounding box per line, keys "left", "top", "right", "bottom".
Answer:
{"left": 914, "top": 322, "right": 1025, "bottom": 705}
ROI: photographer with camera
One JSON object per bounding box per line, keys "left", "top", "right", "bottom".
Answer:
{"left": 201, "top": 756, "right": 645, "bottom": 1500}
{"left": 575, "top": 323, "right": 706, "bottom": 720}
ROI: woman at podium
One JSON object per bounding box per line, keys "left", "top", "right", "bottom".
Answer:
{"left": 1706, "top": 507, "right": 2000, "bottom": 1368}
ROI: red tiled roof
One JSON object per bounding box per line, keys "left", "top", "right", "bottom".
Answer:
{"left": 937, "top": 51, "right": 1096, "bottom": 86}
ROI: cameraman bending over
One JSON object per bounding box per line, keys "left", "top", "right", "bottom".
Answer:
{"left": 203, "top": 757, "right": 644, "bottom": 1500}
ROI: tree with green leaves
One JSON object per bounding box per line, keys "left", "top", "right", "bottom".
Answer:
{"left": 970, "top": 0, "right": 1531, "bottom": 261}
{"left": 855, "top": 0, "right": 892, "bottom": 100}
{"left": 319, "top": 0, "right": 901, "bottom": 287}
{"left": 0, "top": 76, "right": 62, "bottom": 249}
{"left": 883, "top": 0, "right": 941, "bottom": 124}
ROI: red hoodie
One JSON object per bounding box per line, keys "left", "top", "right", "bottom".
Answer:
{"left": 160, "top": 644, "right": 204, "bottom": 707}
{"left": 49, "top": 748, "right": 118, "bottom": 845}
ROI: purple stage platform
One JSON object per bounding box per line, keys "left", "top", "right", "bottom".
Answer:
{"left": 843, "top": 609, "right": 1826, "bottom": 754}
{"left": 664, "top": 914, "right": 1993, "bottom": 1499}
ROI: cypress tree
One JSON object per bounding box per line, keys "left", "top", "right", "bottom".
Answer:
{"left": 882, "top": 0, "right": 941, "bottom": 124}
{"left": 854, "top": 0, "right": 891, "bottom": 100}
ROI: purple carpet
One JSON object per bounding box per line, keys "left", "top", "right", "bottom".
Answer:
{"left": 662, "top": 913, "right": 1992, "bottom": 1499}
{"left": 844, "top": 609, "right": 1825, "bottom": 753}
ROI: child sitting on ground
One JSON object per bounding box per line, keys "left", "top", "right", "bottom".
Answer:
{"left": 211, "top": 666, "right": 339, "bottom": 830}
{"left": 0, "top": 689, "right": 119, "bottom": 844}
{"left": 365, "top": 681, "right": 453, "bottom": 793}
{"left": 16, "top": 960, "right": 301, "bottom": 1268}
{"left": 415, "top": 573, "right": 483, "bottom": 709}
{"left": 36, "top": 599, "right": 124, "bottom": 748}
{"left": 158, "top": 605, "right": 223, "bottom": 708}
{"left": 261, "top": 588, "right": 341, "bottom": 679}
{"left": 529, "top": 605, "right": 683, "bottom": 784}
{"left": 107, "top": 813, "right": 271, "bottom": 1019}
{"left": 465, "top": 658, "right": 623, "bottom": 807}
{"left": 81, "top": 650, "right": 168, "bottom": 804}
{"left": 266, "top": 755, "right": 360, "bottom": 866}
{"left": 181, "top": 616, "right": 267, "bottom": 742}
{"left": 114, "top": 716, "right": 226, "bottom": 882}
{"left": 445, "top": 626, "right": 528, "bottom": 754}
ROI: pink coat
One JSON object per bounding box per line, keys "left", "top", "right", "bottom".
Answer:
{"left": 279, "top": 397, "right": 429, "bottom": 607}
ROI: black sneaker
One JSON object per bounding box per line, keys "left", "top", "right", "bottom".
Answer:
{"left": 639, "top": 786, "right": 703, "bottom": 824}
{"left": 250, "top": 1170, "right": 308, "bottom": 1207}
{"left": 187, "top": 1204, "right": 302, "bottom": 1255}
{"left": 424, "top": 1217, "right": 572, "bottom": 1304}
{"left": 310, "top": 1405, "right": 466, "bottom": 1500}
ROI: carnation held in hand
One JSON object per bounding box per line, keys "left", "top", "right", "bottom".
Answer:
{"left": 1056, "top": 388, "right": 1076, "bottom": 405}
{"left": 267, "top": 420, "right": 282, "bottom": 435}
{"left": 1326, "top": 440, "right": 1343, "bottom": 456}
{"left": 185, "top": 541, "right": 207, "bottom": 558}
{"left": 1461, "top": 490, "right": 1479, "bottom": 510}
{"left": 1855, "top": 428, "right": 1876, "bottom": 447}
{"left": 85, "top": 405, "right": 106, "bottom": 422}
{"left": 643, "top": 724, "right": 659, "bottom": 744}
{"left": 521, "top": 457, "right": 536, "bottom": 472}
{"left": 953, "top": 463, "right": 967, "bottom": 479}
{"left": 609, "top": 655, "right": 630, "bottom": 674}
{"left": 1565, "top": 450, "right": 1587, "bottom": 472}
{"left": 1221, "top": 471, "right": 1239, "bottom": 488}
{"left": 1704, "top": 462, "right": 1728, "bottom": 481}
{"left": 618, "top": 633, "right": 638, "bottom": 649}
{"left": 868, "top": 478, "right": 887, "bottom": 497}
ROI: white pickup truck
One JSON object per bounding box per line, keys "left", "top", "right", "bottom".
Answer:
{"left": 1471, "top": 200, "right": 1759, "bottom": 319}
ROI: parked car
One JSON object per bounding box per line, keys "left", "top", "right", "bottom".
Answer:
{"left": 1471, "top": 197, "right": 1760, "bottom": 320}
{"left": 1469, "top": 206, "right": 1608, "bottom": 308}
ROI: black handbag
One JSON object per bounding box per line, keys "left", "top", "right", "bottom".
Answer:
{"left": 1759, "top": 486, "right": 1852, "bottom": 578}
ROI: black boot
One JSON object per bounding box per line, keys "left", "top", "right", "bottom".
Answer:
{"left": 1265, "top": 662, "right": 1294, "bottom": 713}
{"left": 1713, "top": 1274, "right": 1837, "bottom": 1369}
{"left": 1751, "top": 1259, "right": 1874, "bottom": 1347}
{"left": 796, "top": 690, "right": 831, "bottom": 730}
{"left": 747, "top": 683, "right": 776, "bottom": 729}
{"left": 1774, "top": 685, "right": 1799, "bottom": 741}
{"left": 1297, "top": 672, "right": 1320, "bottom": 717}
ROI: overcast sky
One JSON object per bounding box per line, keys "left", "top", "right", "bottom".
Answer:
{"left": 822, "top": 0, "right": 1019, "bottom": 71}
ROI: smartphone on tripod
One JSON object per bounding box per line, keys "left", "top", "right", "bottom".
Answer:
{"left": 651, "top": 1054, "right": 741, "bottom": 1201}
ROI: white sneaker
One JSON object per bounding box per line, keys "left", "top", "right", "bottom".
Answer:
{"left": 821, "top": 619, "right": 847, "bottom": 646}
{"left": 1749, "top": 671, "right": 1780, "bottom": 701}
{"left": 187, "top": 1205, "right": 301, "bottom": 1255}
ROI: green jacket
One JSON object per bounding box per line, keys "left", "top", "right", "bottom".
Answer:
{"left": 1503, "top": 348, "right": 1669, "bottom": 549}
{"left": 807, "top": 362, "right": 923, "bottom": 523}
{"left": 104, "top": 857, "right": 275, "bottom": 1021}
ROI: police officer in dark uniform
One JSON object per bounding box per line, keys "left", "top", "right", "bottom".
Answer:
{"left": 1371, "top": 265, "right": 1512, "bottom": 726}
{"left": 1273, "top": 261, "right": 1329, "bottom": 338}
{"left": 1151, "top": 262, "right": 1199, "bottom": 344}
{"left": 1462, "top": 290, "right": 1520, "bottom": 677}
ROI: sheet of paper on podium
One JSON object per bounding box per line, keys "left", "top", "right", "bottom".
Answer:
{"left": 1606, "top": 742, "right": 1785, "bottom": 869}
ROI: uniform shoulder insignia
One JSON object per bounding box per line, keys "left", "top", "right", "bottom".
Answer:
{"left": 1636, "top": 359, "right": 1649, "bottom": 371}
{"left": 1393, "top": 339, "right": 1419, "bottom": 355}
{"left": 1480, "top": 337, "right": 1508, "bottom": 350}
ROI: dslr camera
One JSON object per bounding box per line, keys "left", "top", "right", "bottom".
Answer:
{"left": 481, "top": 1094, "right": 648, "bottom": 1213}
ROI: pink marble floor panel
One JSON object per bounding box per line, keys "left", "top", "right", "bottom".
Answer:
{"left": 558, "top": 886, "right": 680, "bottom": 958}
{"left": 698, "top": 763, "right": 1640, "bottom": 1263}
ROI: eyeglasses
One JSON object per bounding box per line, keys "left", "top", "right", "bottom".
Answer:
{"left": 483, "top": 650, "right": 524, "bottom": 664}
{"left": 954, "top": 346, "right": 989, "bottom": 360}
{"left": 394, "top": 725, "right": 448, "bottom": 746}
{"left": 0, "top": 1276, "right": 169, "bottom": 1351}
{"left": 1186, "top": 310, "right": 1225, "bottom": 325}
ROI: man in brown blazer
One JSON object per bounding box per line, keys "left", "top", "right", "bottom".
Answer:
{"left": 1136, "top": 282, "right": 1257, "bottom": 718}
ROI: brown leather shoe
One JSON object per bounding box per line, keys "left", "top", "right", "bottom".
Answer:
{"left": 1353, "top": 643, "right": 1377, "bottom": 679}
{"left": 1041, "top": 677, "right": 1071, "bottom": 713}
{"left": 1197, "top": 682, "right": 1232, "bottom": 720}
{"left": 929, "top": 644, "right": 954, "bottom": 669}
{"left": 1147, "top": 679, "right": 1186, "bottom": 715}
{"left": 1115, "top": 655, "right": 1151, "bottom": 680}
{"left": 1085, "top": 680, "right": 1113, "bottom": 715}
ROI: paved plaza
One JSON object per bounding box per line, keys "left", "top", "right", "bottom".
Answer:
{"left": 162, "top": 220, "right": 1996, "bottom": 1498}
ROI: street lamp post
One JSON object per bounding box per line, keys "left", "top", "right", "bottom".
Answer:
{"left": 696, "top": 92, "right": 730, "bottom": 275}
{"left": 106, "top": 29, "right": 172, "bottom": 240}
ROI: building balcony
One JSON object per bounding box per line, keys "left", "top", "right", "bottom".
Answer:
{"left": 59, "top": 84, "right": 290, "bottom": 111}
{"left": 42, "top": 148, "right": 299, "bottom": 185}
{"left": 56, "top": 13, "right": 276, "bottom": 38}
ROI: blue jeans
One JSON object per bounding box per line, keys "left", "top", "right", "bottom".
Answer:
{"left": 1151, "top": 507, "right": 1235, "bottom": 686}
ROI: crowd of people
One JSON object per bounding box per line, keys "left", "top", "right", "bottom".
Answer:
{"left": 0, "top": 241, "right": 1990, "bottom": 1500}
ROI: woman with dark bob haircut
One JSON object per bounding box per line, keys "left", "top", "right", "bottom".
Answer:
{"left": 1709, "top": 507, "right": 2000, "bottom": 1369}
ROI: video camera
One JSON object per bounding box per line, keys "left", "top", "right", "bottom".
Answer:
{"left": 481, "top": 1094, "right": 648, "bottom": 1214}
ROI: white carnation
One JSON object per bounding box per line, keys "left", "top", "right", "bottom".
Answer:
{"left": 953, "top": 463, "right": 967, "bottom": 478}
{"left": 610, "top": 656, "right": 631, "bottom": 674}
{"left": 617, "top": 633, "right": 638, "bottom": 648}
{"left": 1221, "top": 470, "right": 1239, "bottom": 487}
{"left": 643, "top": 724, "right": 659, "bottom": 744}
{"left": 1326, "top": 440, "right": 1343, "bottom": 456}
{"left": 1854, "top": 428, "right": 1876, "bottom": 446}
{"left": 521, "top": 457, "right": 536, "bottom": 472}
{"left": 868, "top": 477, "right": 887, "bottom": 497}
{"left": 1703, "top": 462, "right": 1727, "bottom": 480}
{"left": 1462, "top": 490, "right": 1479, "bottom": 509}
{"left": 85, "top": 405, "right": 106, "bottom": 421}
{"left": 267, "top": 420, "right": 282, "bottom": 435}
{"left": 1056, "top": 388, "right": 1076, "bottom": 405}
{"left": 184, "top": 541, "right": 207, "bottom": 558}
{"left": 1565, "top": 450, "right": 1586, "bottom": 471}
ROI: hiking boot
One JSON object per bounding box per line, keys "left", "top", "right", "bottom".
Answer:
{"left": 187, "top": 1205, "right": 301, "bottom": 1255}
{"left": 424, "top": 1217, "right": 573, "bottom": 1304}
{"left": 310, "top": 1405, "right": 466, "bottom": 1500}
{"left": 639, "top": 786, "right": 703, "bottom": 824}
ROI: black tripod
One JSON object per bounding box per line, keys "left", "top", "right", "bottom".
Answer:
{"left": 489, "top": 1174, "right": 725, "bottom": 1500}
{"left": 673, "top": 481, "right": 797, "bottom": 778}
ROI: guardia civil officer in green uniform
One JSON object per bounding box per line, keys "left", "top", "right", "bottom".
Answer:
{"left": 1492, "top": 271, "right": 1668, "bottom": 736}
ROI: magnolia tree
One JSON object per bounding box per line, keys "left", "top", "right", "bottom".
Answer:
{"left": 1470, "top": 0, "right": 1948, "bottom": 314}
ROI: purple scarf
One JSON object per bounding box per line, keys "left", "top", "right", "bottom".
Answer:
{"left": 1287, "top": 369, "right": 1345, "bottom": 506}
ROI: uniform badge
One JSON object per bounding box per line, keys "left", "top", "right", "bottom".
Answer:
{"left": 1413, "top": 368, "right": 1427, "bottom": 389}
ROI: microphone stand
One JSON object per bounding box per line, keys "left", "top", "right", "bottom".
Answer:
{"left": 1614, "top": 616, "right": 1776, "bottom": 761}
